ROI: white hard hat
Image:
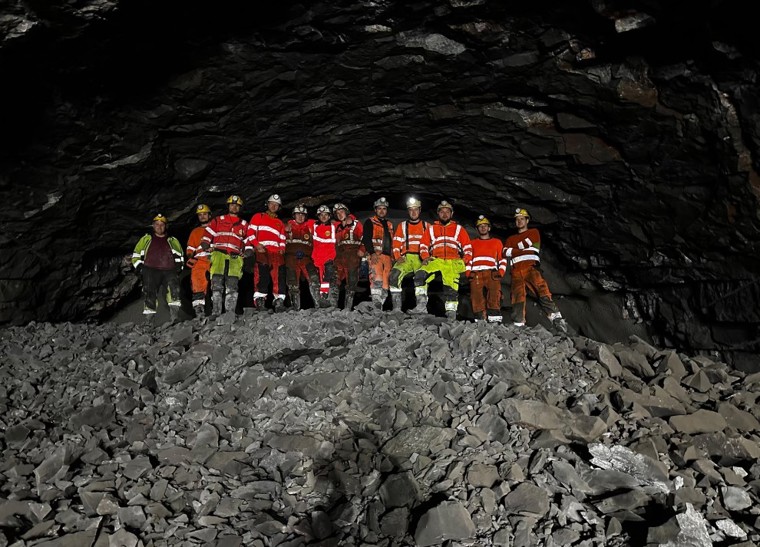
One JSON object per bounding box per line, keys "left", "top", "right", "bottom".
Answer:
{"left": 267, "top": 194, "right": 283, "bottom": 205}
{"left": 374, "top": 197, "right": 389, "bottom": 208}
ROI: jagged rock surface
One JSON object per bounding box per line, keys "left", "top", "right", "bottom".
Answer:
{"left": 2, "top": 310, "right": 760, "bottom": 546}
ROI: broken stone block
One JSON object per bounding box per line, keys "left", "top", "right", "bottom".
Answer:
{"left": 588, "top": 443, "right": 670, "bottom": 493}
{"left": 380, "top": 507, "right": 409, "bottom": 538}
{"left": 722, "top": 486, "right": 752, "bottom": 511}
{"left": 466, "top": 463, "right": 500, "bottom": 488}
{"left": 414, "top": 501, "right": 476, "bottom": 547}
{"left": 381, "top": 426, "right": 456, "bottom": 462}
{"left": 503, "top": 482, "right": 550, "bottom": 517}
{"left": 718, "top": 402, "right": 760, "bottom": 432}
{"left": 646, "top": 503, "right": 710, "bottom": 546}
{"left": 670, "top": 409, "right": 727, "bottom": 434}
{"left": 379, "top": 471, "right": 421, "bottom": 508}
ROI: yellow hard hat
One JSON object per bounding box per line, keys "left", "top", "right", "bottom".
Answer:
{"left": 476, "top": 215, "right": 491, "bottom": 227}
{"left": 227, "top": 195, "right": 244, "bottom": 206}
{"left": 514, "top": 208, "right": 530, "bottom": 218}
{"left": 195, "top": 204, "right": 211, "bottom": 214}
{"left": 153, "top": 214, "right": 168, "bottom": 224}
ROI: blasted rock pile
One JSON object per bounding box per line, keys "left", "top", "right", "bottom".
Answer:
{"left": 1, "top": 309, "right": 760, "bottom": 546}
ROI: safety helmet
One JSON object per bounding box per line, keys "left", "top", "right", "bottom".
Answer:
{"left": 406, "top": 197, "right": 421, "bottom": 209}
{"left": 153, "top": 214, "right": 168, "bottom": 224}
{"left": 374, "top": 197, "right": 389, "bottom": 209}
{"left": 316, "top": 205, "right": 331, "bottom": 215}
{"left": 333, "top": 203, "right": 349, "bottom": 213}
{"left": 267, "top": 194, "right": 282, "bottom": 205}
{"left": 292, "top": 204, "right": 308, "bottom": 215}
{"left": 227, "top": 195, "right": 244, "bottom": 206}
{"left": 476, "top": 215, "right": 491, "bottom": 227}
{"left": 437, "top": 200, "right": 454, "bottom": 213}
{"left": 514, "top": 207, "right": 530, "bottom": 218}
{"left": 195, "top": 204, "right": 211, "bottom": 214}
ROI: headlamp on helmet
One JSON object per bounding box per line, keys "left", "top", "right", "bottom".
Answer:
{"left": 476, "top": 215, "right": 491, "bottom": 227}
{"left": 374, "top": 197, "right": 389, "bottom": 209}
{"left": 333, "top": 203, "right": 349, "bottom": 213}
{"left": 153, "top": 214, "right": 168, "bottom": 224}
{"left": 406, "top": 197, "right": 421, "bottom": 209}
{"left": 293, "top": 204, "right": 308, "bottom": 216}
{"left": 267, "top": 194, "right": 282, "bottom": 205}
{"left": 227, "top": 195, "right": 244, "bottom": 206}
{"left": 514, "top": 208, "right": 529, "bottom": 218}
{"left": 195, "top": 204, "right": 211, "bottom": 214}
{"left": 437, "top": 200, "right": 453, "bottom": 213}
{"left": 317, "top": 205, "right": 331, "bottom": 215}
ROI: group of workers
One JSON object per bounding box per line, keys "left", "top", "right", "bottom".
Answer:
{"left": 131, "top": 194, "right": 567, "bottom": 332}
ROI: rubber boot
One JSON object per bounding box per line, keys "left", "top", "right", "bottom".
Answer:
{"left": 273, "top": 297, "right": 286, "bottom": 313}
{"left": 344, "top": 291, "right": 355, "bottom": 311}
{"left": 444, "top": 301, "right": 458, "bottom": 321}
{"left": 381, "top": 288, "right": 389, "bottom": 310}
{"left": 327, "top": 285, "right": 340, "bottom": 308}
{"left": 410, "top": 292, "right": 428, "bottom": 314}
{"left": 309, "top": 282, "right": 321, "bottom": 306}
{"left": 193, "top": 304, "right": 205, "bottom": 318}
{"left": 225, "top": 287, "right": 239, "bottom": 315}
{"left": 169, "top": 304, "right": 181, "bottom": 324}
{"left": 211, "top": 290, "right": 223, "bottom": 317}
{"left": 254, "top": 296, "right": 266, "bottom": 310}
{"left": 552, "top": 317, "right": 568, "bottom": 335}
{"left": 391, "top": 290, "right": 402, "bottom": 312}
{"left": 290, "top": 291, "right": 301, "bottom": 311}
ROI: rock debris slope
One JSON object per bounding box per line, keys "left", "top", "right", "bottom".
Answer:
{"left": 1, "top": 309, "right": 760, "bottom": 546}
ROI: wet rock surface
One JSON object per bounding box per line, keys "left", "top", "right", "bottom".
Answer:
{"left": 2, "top": 310, "right": 760, "bottom": 545}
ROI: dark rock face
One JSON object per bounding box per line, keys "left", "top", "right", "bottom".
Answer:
{"left": 1, "top": 0, "right": 759, "bottom": 365}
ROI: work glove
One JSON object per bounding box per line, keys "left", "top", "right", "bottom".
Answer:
{"left": 256, "top": 243, "right": 266, "bottom": 253}
{"left": 243, "top": 248, "right": 255, "bottom": 258}
{"left": 200, "top": 241, "right": 210, "bottom": 251}
{"left": 243, "top": 256, "right": 255, "bottom": 274}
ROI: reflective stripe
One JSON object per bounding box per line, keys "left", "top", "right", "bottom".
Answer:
{"left": 313, "top": 225, "right": 336, "bottom": 243}
{"left": 548, "top": 312, "right": 562, "bottom": 321}
{"left": 470, "top": 265, "right": 498, "bottom": 272}
{"left": 487, "top": 316, "right": 502, "bottom": 322}
{"left": 133, "top": 260, "right": 144, "bottom": 268}
{"left": 205, "top": 227, "right": 218, "bottom": 237}
{"left": 143, "top": 309, "right": 157, "bottom": 315}
{"left": 444, "top": 301, "right": 458, "bottom": 311}
{"left": 253, "top": 291, "right": 268, "bottom": 298}
{"left": 511, "top": 255, "right": 539, "bottom": 265}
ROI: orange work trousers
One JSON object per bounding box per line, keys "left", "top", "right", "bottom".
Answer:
{"left": 369, "top": 253, "right": 393, "bottom": 290}
{"left": 470, "top": 270, "right": 502, "bottom": 318}
{"left": 190, "top": 258, "right": 211, "bottom": 296}
{"left": 510, "top": 266, "right": 559, "bottom": 323}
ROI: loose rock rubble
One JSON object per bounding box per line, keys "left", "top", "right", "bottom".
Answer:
{"left": 1, "top": 310, "right": 759, "bottom": 546}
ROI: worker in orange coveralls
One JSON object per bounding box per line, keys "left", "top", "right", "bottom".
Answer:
{"left": 362, "top": 197, "right": 394, "bottom": 310}
{"left": 185, "top": 204, "right": 212, "bottom": 317}
{"left": 466, "top": 215, "right": 506, "bottom": 323}
{"left": 504, "top": 207, "right": 567, "bottom": 333}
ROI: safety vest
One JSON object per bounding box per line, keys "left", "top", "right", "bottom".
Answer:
{"left": 285, "top": 219, "right": 314, "bottom": 253}
{"left": 186, "top": 226, "right": 211, "bottom": 260}
{"left": 392, "top": 220, "right": 428, "bottom": 260}
{"left": 246, "top": 212, "right": 286, "bottom": 252}
{"left": 132, "top": 234, "right": 184, "bottom": 269}
{"left": 363, "top": 216, "right": 393, "bottom": 255}
{"left": 201, "top": 215, "right": 248, "bottom": 255}
{"left": 504, "top": 228, "right": 541, "bottom": 272}
{"left": 467, "top": 238, "right": 506, "bottom": 275}
{"left": 419, "top": 221, "right": 472, "bottom": 262}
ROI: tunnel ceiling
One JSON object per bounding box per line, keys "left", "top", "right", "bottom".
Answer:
{"left": 1, "top": 0, "right": 759, "bottom": 365}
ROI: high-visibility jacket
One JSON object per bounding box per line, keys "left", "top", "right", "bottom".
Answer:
{"left": 392, "top": 220, "right": 429, "bottom": 260}
{"left": 132, "top": 234, "right": 183, "bottom": 269}
{"left": 336, "top": 216, "right": 364, "bottom": 251}
{"left": 504, "top": 228, "right": 541, "bottom": 273}
{"left": 419, "top": 221, "right": 472, "bottom": 263}
{"left": 201, "top": 215, "right": 248, "bottom": 255}
{"left": 311, "top": 221, "right": 337, "bottom": 265}
{"left": 186, "top": 226, "right": 211, "bottom": 265}
{"left": 467, "top": 237, "right": 506, "bottom": 276}
{"left": 285, "top": 219, "right": 315, "bottom": 254}
{"left": 362, "top": 216, "right": 393, "bottom": 255}
{"left": 246, "top": 212, "right": 286, "bottom": 253}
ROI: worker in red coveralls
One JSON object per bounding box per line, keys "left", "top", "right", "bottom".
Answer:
{"left": 311, "top": 205, "right": 338, "bottom": 308}
{"left": 333, "top": 203, "right": 365, "bottom": 310}
{"left": 245, "top": 194, "right": 287, "bottom": 312}
{"left": 200, "top": 195, "right": 248, "bottom": 315}
{"left": 284, "top": 204, "right": 320, "bottom": 311}
{"left": 185, "top": 204, "right": 212, "bottom": 318}
{"left": 362, "top": 197, "right": 394, "bottom": 310}
{"left": 504, "top": 207, "right": 567, "bottom": 333}
{"left": 466, "top": 215, "right": 506, "bottom": 323}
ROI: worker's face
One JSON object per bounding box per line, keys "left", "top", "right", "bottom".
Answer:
{"left": 407, "top": 207, "right": 420, "bottom": 221}
{"left": 267, "top": 201, "right": 280, "bottom": 214}
{"left": 294, "top": 212, "right": 307, "bottom": 224}
{"left": 438, "top": 207, "right": 452, "bottom": 222}
{"left": 515, "top": 215, "right": 529, "bottom": 230}
{"left": 375, "top": 206, "right": 388, "bottom": 218}
{"left": 477, "top": 223, "right": 490, "bottom": 237}
{"left": 153, "top": 221, "right": 167, "bottom": 236}
{"left": 318, "top": 212, "right": 331, "bottom": 223}
{"left": 228, "top": 203, "right": 241, "bottom": 215}
{"left": 197, "top": 212, "right": 210, "bottom": 224}
{"left": 335, "top": 209, "right": 348, "bottom": 221}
